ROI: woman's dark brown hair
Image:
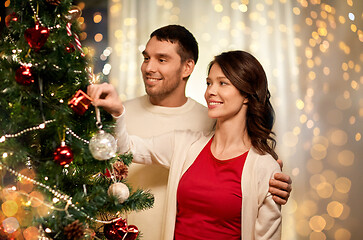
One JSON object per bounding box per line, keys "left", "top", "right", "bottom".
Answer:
{"left": 208, "top": 50, "right": 278, "bottom": 159}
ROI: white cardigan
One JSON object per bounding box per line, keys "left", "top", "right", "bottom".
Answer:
{"left": 116, "top": 115, "right": 282, "bottom": 240}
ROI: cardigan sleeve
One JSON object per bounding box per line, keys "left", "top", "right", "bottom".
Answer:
{"left": 114, "top": 112, "right": 175, "bottom": 168}
{"left": 255, "top": 156, "right": 282, "bottom": 240}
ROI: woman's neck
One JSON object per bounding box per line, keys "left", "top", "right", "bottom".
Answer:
{"left": 212, "top": 117, "right": 251, "bottom": 160}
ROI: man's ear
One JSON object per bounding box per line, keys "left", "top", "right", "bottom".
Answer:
{"left": 182, "top": 59, "right": 195, "bottom": 80}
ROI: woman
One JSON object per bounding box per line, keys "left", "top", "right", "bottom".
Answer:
{"left": 116, "top": 50, "right": 281, "bottom": 239}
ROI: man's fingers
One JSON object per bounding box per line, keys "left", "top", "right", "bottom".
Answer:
{"left": 272, "top": 195, "right": 287, "bottom": 205}
{"left": 270, "top": 173, "right": 292, "bottom": 205}
{"left": 87, "top": 84, "right": 95, "bottom": 98}
{"left": 86, "top": 83, "right": 123, "bottom": 116}
{"left": 87, "top": 83, "right": 113, "bottom": 104}
{"left": 274, "top": 172, "right": 292, "bottom": 184}
{"left": 270, "top": 178, "right": 292, "bottom": 193}
{"left": 269, "top": 187, "right": 290, "bottom": 200}
{"left": 87, "top": 84, "right": 102, "bottom": 101}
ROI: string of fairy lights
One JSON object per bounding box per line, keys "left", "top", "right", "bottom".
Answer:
{"left": 0, "top": 120, "right": 89, "bottom": 145}
{"left": 28, "top": 0, "right": 62, "bottom": 30}
{"left": 0, "top": 120, "right": 117, "bottom": 225}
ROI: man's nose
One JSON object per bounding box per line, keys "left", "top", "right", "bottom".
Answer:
{"left": 145, "top": 59, "right": 157, "bottom": 73}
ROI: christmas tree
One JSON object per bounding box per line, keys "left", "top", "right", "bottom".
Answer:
{"left": 0, "top": 0, "right": 153, "bottom": 239}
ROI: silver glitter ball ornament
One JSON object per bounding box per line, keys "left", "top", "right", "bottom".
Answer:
{"left": 89, "top": 130, "right": 117, "bottom": 160}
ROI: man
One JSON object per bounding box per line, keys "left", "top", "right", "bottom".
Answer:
{"left": 88, "top": 25, "right": 292, "bottom": 240}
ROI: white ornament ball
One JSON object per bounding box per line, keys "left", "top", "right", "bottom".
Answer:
{"left": 89, "top": 130, "right": 117, "bottom": 160}
{"left": 108, "top": 182, "right": 130, "bottom": 204}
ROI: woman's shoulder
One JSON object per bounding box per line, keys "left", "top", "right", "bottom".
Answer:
{"left": 248, "top": 148, "right": 281, "bottom": 172}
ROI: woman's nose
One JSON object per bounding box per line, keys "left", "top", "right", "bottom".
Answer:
{"left": 206, "top": 84, "right": 217, "bottom": 96}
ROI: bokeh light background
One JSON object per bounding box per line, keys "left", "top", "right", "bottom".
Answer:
{"left": 0, "top": 0, "right": 362, "bottom": 239}
{"left": 107, "top": 0, "right": 363, "bottom": 239}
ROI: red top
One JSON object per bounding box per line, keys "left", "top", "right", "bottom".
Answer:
{"left": 174, "top": 137, "right": 247, "bottom": 240}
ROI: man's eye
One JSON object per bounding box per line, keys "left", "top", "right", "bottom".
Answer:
{"left": 159, "top": 59, "right": 166, "bottom": 62}
{"left": 143, "top": 57, "right": 150, "bottom": 61}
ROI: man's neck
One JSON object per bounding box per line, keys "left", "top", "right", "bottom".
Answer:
{"left": 148, "top": 95, "right": 188, "bottom": 107}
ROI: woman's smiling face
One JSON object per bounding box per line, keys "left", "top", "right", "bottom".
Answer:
{"left": 204, "top": 63, "right": 248, "bottom": 121}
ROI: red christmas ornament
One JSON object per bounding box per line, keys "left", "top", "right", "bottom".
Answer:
{"left": 103, "top": 218, "right": 138, "bottom": 240}
{"left": 15, "top": 65, "right": 34, "bottom": 85}
{"left": 68, "top": 90, "right": 93, "bottom": 115}
{"left": 53, "top": 142, "right": 74, "bottom": 166}
{"left": 5, "top": 12, "right": 18, "bottom": 27}
{"left": 24, "top": 22, "right": 50, "bottom": 52}
{"left": 65, "top": 43, "right": 76, "bottom": 53}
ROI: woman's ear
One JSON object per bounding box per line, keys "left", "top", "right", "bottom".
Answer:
{"left": 243, "top": 97, "right": 249, "bottom": 104}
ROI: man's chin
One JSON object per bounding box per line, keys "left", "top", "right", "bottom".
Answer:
{"left": 145, "top": 87, "right": 161, "bottom": 97}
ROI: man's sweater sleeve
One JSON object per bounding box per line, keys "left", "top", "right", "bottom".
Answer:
{"left": 115, "top": 112, "right": 175, "bottom": 169}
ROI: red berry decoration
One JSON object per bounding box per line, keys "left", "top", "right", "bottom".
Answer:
{"left": 53, "top": 142, "right": 74, "bottom": 166}
{"left": 24, "top": 22, "right": 50, "bottom": 52}
{"left": 5, "top": 12, "right": 18, "bottom": 27}
{"left": 15, "top": 65, "right": 34, "bottom": 85}
{"left": 65, "top": 43, "right": 76, "bottom": 53}
{"left": 103, "top": 218, "right": 138, "bottom": 240}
